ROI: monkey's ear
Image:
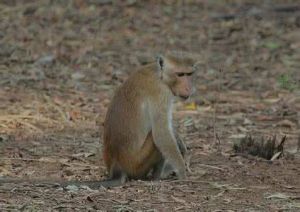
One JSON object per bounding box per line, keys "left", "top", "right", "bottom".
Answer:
{"left": 156, "top": 55, "right": 164, "bottom": 71}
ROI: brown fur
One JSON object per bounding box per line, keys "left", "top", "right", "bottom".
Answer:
{"left": 103, "top": 55, "right": 196, "bottom": 184}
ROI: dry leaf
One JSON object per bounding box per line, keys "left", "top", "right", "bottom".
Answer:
{"left": 72, "top": 152, "right": 95, "bottom": 158}
{"left": 277, "top": 120, "right": 296, "bottom": 129}
{"left": 184, "top": 102, "right": 197, "bottom": 110}
{"left": 265, "top": 193, "right": 291, "bottom": 200}
{"left": 229, "top": 134, "right": 246, "bottom": 139}
{"left": 68, "top": 110, "right": 82, "bottom": 121}
{"left": 171, "top": 195, "right": 186, "bottom": 204}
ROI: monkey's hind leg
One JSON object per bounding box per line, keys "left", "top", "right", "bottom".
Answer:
{"left": 104, "top": 162, "right": 127, "bottom": 187}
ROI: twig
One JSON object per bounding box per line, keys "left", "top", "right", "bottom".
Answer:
{"left": 270, "top": 151, "right": 282, "bottom": 161}
{"left": 216, "top": 133, "right": 221, "bottom": 146}
{"left": 213, "top": 69, "right": 223, "bottom": 151}
{"left": 0, "top": 123, "right": 8, "bottom": 128}
{"left": 17, "top": 120, "right": 43, "bottom": 133}
{"left": 185, "top": 155, "right": 192, "bottom": 173}
{"left": 197, "top": 163, "right": 225, "bottom": 171}
{"left": 277, "top": 135, "right": 286, "bottom": 152}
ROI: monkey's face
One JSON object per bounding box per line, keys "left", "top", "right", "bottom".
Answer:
{"left": 157, "top": 55, "right": 196, "bottom": 100}
{"left": 171, "top": 70, "right": 195, "bottom": 100}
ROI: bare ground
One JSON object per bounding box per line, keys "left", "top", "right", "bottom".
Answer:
{"left": 0, "top": 0, "right": 300, "bottom": 211}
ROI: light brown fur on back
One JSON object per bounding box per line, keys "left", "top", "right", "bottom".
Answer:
{"left": 103, "top": 54, "right": 196, "bottom": 182}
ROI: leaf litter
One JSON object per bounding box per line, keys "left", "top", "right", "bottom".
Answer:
{"left": 0, "top": 0, "right": 300, "bottom": 211}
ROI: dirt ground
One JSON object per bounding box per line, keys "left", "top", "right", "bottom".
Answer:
{"left": 0, "top": 0, "right": 300, "bottom": 211}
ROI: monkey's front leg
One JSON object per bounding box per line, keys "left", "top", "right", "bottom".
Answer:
{"left": 152, "top": 132, "right": 187, "bottom": 180}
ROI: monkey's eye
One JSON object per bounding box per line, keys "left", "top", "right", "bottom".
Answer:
{"left": 176, "top": 73, "right": 185, "bottom": 77}
{"left": 186, "top": 72, "right": 193, "bottom": 76}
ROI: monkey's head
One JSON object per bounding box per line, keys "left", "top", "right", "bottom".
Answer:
{"left": 157, "top": 54, "right": 196, "bottom": 100}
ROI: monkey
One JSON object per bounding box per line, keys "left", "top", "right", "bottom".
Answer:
{"left": 0, "top": 53, "right": 196, "bottom": 189}
{"left": 101, "top": 53, "right": 195, "bottom": 186}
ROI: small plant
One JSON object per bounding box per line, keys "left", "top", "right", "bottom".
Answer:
{"left": 277, "top": 74, "right": 298, "bottom": 91}
{"left": 233, "top": 135, "right": 286, "bottom": 160}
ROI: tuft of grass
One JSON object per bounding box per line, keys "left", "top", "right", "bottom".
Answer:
{"left": 233, "top": 135, "right": 286, "bottom": 160}
{"left": 277, "top": 74, "right": 298, "bottom": 91}
{"left": 263, "top": 41, "right": 281, "bottom": 50}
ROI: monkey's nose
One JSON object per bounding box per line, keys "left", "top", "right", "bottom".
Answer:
{"left": 185, "top": 86, "right": 193, "bottom": 95}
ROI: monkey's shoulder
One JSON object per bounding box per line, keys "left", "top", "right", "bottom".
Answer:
{"left": 122, "top": 67, "right": 162, "bottom": 91}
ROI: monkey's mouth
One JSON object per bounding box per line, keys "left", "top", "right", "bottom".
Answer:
{"left": 179, "top": 95, "right": 189, "bottom": 100}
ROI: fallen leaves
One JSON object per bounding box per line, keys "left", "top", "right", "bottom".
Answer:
{"left": 265, "top": 192, "right": 300, "bottom": 200}
{"left": 0, "top": 1, "right": 300, "bottom": 211}
{"left": 276, "top": 119, "right": 297, "bottom": 129}
{"left": 184, "top": 102, "right": 197, "bottom": 110}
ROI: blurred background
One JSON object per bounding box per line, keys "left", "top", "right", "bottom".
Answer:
{"left": 0, "top": 0, "right": 299, "bottom": 210}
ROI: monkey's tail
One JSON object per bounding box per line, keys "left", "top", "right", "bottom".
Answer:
{"left": 0, "top": 178, "right": 124, "bottom": 189}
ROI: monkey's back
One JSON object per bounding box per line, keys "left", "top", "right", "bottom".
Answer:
{"left": 103, "top": 64, "right": 163, "bottom": 175}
